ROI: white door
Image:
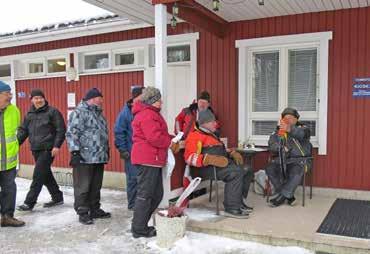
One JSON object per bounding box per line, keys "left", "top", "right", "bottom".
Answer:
{"left": 145, "top": 64, "right": 195, "bottom": 135}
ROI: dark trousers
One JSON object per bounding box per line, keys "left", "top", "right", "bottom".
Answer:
{"left": 24, "top": 150, "right": 63, "bottom": 207}
{"left": 73, "top": 163, "right": 104, "bottom": 215}
{"left": 132, "top": 165, "right": 163, "bottom": 233}
{"left": 242, "top": 168, "right": 254, "bottom": 200}
{"left": 265, "top": 162, "right": 304, "bottom": 198}
{"left": 0, "top": 167, "right": 17, "bottom": 216}
{"left": 192, "top": 161, "right": 248, "bottom": 210}
{"left": 124, "top": 158, "right": 138, "bottom": 210}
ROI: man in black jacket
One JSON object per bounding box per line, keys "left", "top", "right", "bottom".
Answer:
{"left": 17, "top": 89, "right": 66, "bottom": 211}
{"left": 266, "top": 107, "right": 312, "bottom": 207}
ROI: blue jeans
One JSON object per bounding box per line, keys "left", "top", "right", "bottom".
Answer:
{"left": 125, "top": 158, "right": 138, "bottom": 209}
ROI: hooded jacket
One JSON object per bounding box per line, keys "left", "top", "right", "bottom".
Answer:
{"left": 66, "top": 101, "right": 109, "bottom": 164}
{"left": 131, "top": 101, "right": 171, "bottom": 167}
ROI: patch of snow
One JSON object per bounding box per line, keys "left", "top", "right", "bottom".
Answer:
{"left": 148, "top": 232, "right": 313, "bottom": 254}
{"left": 184, "top": 208, "right": 220, "bottom": 222}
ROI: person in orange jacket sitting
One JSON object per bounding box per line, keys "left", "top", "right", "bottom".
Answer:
{"left": 184, "top": 109, "right": 253, "bottom": 218}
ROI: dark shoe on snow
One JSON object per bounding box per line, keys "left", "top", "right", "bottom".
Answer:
{"left": 1, "top": 215, "right": 25, "bottom": 227}
{"left": 90, "top": 208, "right": 111, "bottom": 219}
{"left": 269, "top": 194, "right": 280, "bottom": 203}
{"left": 131, "top": 227, "right": 157, "bottom": 238}
{"left": 269, "top": 194, "right": 286, "bottom": 207}
{"left": 287, "top": 196, "right": 296, "bottom": 206}
{"left": 241, "top": 201, "right": 253, "bottom": 213}
{"left": 17, "top": 203, "right": 33, "bottom": 211}
{"left": 222, "top": 209, "right": 249, "bottom": 219}
{"left": 43, "top": 200, "right": 64, "bottom": 208}
{"left": 79, "top": 214, "right": 93, "bottom": 225}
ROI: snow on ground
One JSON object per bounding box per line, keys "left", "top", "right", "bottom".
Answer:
{"left": 0, "top": 178, "right": 313, "bottom": 254}
{"left": 148, "top": 232, "right": 313, "bottom": 254}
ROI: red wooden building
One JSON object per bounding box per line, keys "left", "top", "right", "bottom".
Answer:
{"left": 0, "top": 1, "right": 369, "bottom": 201}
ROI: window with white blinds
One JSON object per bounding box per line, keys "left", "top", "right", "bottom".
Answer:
{"left": 237, "top": 32, "right": 332, "bottom": 153}
{"left": 253, "top": 52, "right": 279, "bottom": 112}
{"left": 288, "top": 49, "right": 317, "bottom": 111}
{"left": 248, "top": 47, "right": 319, "bottom": 142}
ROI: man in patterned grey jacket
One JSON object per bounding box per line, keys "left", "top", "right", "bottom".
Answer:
{"left": 66, "top": 88, "right": 111, "bottom": 225}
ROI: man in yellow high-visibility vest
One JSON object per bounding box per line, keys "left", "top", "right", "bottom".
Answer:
{"left": 0, "top": 81, "right": 25, "bottom": 227}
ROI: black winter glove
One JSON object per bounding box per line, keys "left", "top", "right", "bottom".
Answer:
{"left": 120, "top": 150, "right": 130, "bottom": 160}
{"left": 69, "top": 151, "right": 84, "bottom": 168}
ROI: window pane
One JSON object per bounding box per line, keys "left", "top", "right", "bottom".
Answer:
{"left": 288, "top": 49, "right": 317, "bottom": 111}
{"left": 29, "top": 63, "right": 43, "bottom": 73}
{"left": 253, "top": 52, "right": 279, "bottom": 112}
{"left": 300, "top": 120, "right": 316, "bottom": 137}
{"left": 252, "top": 121, "right": 277, "bottom": 135}
{"left": 84, "top": 54, "right": 109, "bottom": 70}
{"left": 167, "top": 45, "right": 190, "bottom": 63}
{"left": 115, "top": 53, "right": 135, "bottom": 66}
{"left": 48, "top": 58, "right": 66, "bottom": 73}
{"left": 0, "top": 64, "right": 11, "bottom": 77}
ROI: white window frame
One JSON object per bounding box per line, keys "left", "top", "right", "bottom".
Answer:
{"left": 81, "top": 51, "right": 111, "bottom": 73}
{"left": 25, "top": 58, "right": 45, "bottom": 77}
{"left": 46, "top": 56, "right": 67, "bottom": 75}
{"left": 247, "top": 44, "right": 319, "bottom": 144}
{"left": 148, "top": 42, "right": 192, "bottom": 67}
{"left": 236, "top": 32, "right": 332, "bottom": 155}
{"left": 112, "top": 49, "right": 138, "bottom": 70}
{"left": 167, "top": 43, "right": 191, "bottom": 65}
{"left": 0, "top": 62, "right": 11, "bottom": 79}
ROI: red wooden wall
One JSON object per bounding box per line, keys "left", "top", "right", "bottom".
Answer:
{"left": 3, "top": 7, "right": 370, "bottom": 190}
{"left": 16, "top": 72, "right": 144, "bottom": 172}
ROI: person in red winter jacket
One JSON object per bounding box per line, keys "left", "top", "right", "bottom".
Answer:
{"left": 131, "top": 86, "right": 179, "bottom": 239}
{"left": 174, "top": 91, "right": 220, "bottom": 139}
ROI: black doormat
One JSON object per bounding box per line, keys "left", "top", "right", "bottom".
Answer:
{"left": 317, "top": 198, "right": 370, "bottom": 239}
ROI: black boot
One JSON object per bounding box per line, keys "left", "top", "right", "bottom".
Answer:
{"left": 131, "top": 227, "right": 157, "bottom": 238}
{"left": 241, "top": 201, "right": 253, "bottom": 213}
{"left": 287, "top": 196, "right": 296, "bottom": 206}
{"left": 17, "top": 203, "right": 34, "bottom": 211}
{"left": 79, "top": 213, "right": 93, "bottom": 225}
{"left": 269, "top": 194, "right": 286, "bottom": 207}
{"left": 43, "top": 200, "right": 64, "bottom": 208}
{"left": 90, "top": 208, "right": 111, "bottom": 219}
{"left": 223, "top": 209, "right": 249, "bottom": 219}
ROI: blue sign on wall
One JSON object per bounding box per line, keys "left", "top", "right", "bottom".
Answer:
{"left": 354, "top": 77, "right": 370, "bottom": 82}
{"left": 353, "top": 89, "right": 370, "bottom": 97}
{"left": 352, "top": 78, "right": 370, "bottom": 98}
{"left": 17, "top": 91, "right": 26, "bottom": 98}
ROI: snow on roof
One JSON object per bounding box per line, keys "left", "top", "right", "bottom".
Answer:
{"left": 0, "top": 14, "right": 121, "bottom": 39}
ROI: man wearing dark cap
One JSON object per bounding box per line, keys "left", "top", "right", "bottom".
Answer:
{"left": 266, "top": 107, "right": 313, "bottom": 207}
{"left": 175, "top": 90, "right": 220, "bottom": 139}
{"left": 66, "top": 88, "right": 111, "bottom": 225}
{"left": 114, "top": 85, "right": 144, "bottom": 210}
{"left": 17, "top": 89, "right": 65, "bottom": 211}
{"left": 184, "top": 109, "right": 253, "bottom": 218}
{"left": 0, "top": 81, "right": 25, "bottom": 227}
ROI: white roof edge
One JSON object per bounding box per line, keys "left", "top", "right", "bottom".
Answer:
{"left": 0, "top": 20, "right": 152, "bottom": 49}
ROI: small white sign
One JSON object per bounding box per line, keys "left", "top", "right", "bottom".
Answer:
{"left": 67, "top": 93, "right": 76, "bottom": 108}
